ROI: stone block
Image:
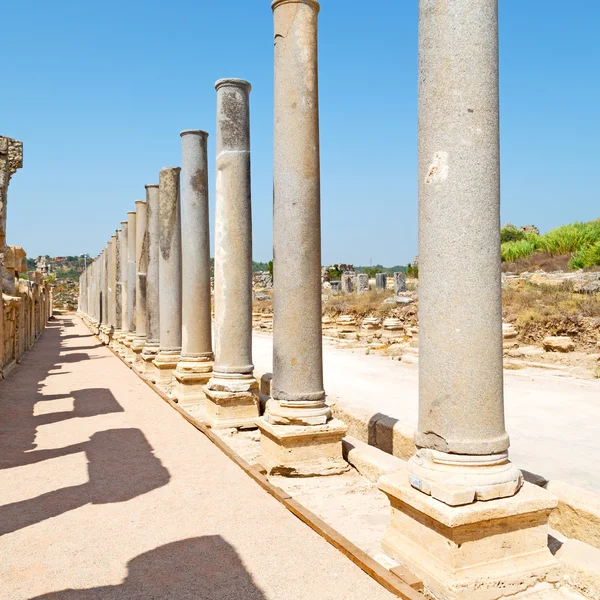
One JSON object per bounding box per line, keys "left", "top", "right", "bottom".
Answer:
{"left": 378, "top": 474, "right": 561, "bottom": 600}
{"left": 546, "top": 480, "right": 600, "bottom": 551}
{"left": 376, "top": 273, "right": 387, "bottom": 291}
{"left": 543, "top": 336, "right": 575, "bottom": 353}
{"left": 342, "top": 435, "right": 407, "bottom": 483}
{"left": 257, "top": 418, "right": 349, "bottom": 477}
{"left": 394, "top": 272, "right": 406, "bottom": 294}
{"left": 356, "top": 273, "right": 369, "bottom": 293}
{"left": 204, "top": 375, "right": 260, "bottom": 429}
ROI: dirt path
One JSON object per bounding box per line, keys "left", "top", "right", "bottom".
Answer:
{"left": 253, "top": 332, "right": 600, "bottom": 494}
{"left": 0, "top": 316, "right": 396, "bottom": 600}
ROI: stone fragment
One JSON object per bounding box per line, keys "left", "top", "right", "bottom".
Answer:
{"left": 356, "top": 273, "right": 369, "bottom": 293}
{"left": 375, "top": 273, "right": 387, "bottom": 291}
{"left": 394, "top": 272, "right": 406, "bottom": 294}
{"left": 543, "top": 336, "right": 575, "bottom": 353}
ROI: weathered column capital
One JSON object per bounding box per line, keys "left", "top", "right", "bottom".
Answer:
{"left": 272, "top": 0, "right": 320, "bottom": 13}
{"left": 214, "top": 78, "right": 252, "bottom": 93}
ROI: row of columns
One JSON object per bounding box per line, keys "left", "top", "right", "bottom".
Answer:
{"left": 78, "top": 1, "right": 559, "bottom": 598}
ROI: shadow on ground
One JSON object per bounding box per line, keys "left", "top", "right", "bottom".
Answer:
{"left": 31, "top": 536, "right": 268, "bottom": 599}
{"left": 0, "top": 316, "right": 170, "bottom": 535}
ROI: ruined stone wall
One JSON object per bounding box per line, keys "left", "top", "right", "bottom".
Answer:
{"left": 0, "top": 135, "right": 52, "bottom": 378}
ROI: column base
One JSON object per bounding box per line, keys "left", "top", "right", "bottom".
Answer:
{"left": 408, "top": 448, "right": 523, "bottom": 506}
{"left": 108, "top": 329, "right": 122, "bottom": 350}
{"left": 256, "top": 418, "right": 349, "bottom": 477}
{"left": 122, "top": 335, "right": 136, "bottom": 363}
{"left": 152, "top": 351, "right": 180, "bottom": 387}
{"left": 172, "top": 356, "right": 213, "bottom": 406}
{"left": 263, "top": 397, "right": 331, "bottom": 426}
{"left": 203, "top": 374, "right": 260, "bottom": 429}
{"left": 377, "top": 473, "right": 561, "bottom": 600}
{"left": 138, "top": 347, "right": 160, "bottom": 382}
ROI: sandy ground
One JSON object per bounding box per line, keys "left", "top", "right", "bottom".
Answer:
{"left": 252, "top": 332, "right": 600, "bottom": 494}
{"left": 0, "top": 316, "right": 397, "bottom": 600}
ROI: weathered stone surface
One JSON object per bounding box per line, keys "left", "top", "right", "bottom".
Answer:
{"left": 206, "top": 79, "right": 258, "bottom": 426}
{"left": 341, "top": 272, "right": 355, "bottom": 293}
{"left": 356, "top": 273, "right": 369, "bottom": 293}
{"left": 375, "top": 273, "right": 387, "bottom": 291}
{"left": 546, "top": 480, "right": 600, "bottom": 550}
{"left": 379, "top": 474, "right": 560, "bottom": 600}
{"left": 394, "top": 272, "right": 406, "bottom": 294}
{"left": 543, "top": 336, "right": 575, "bottom": 353}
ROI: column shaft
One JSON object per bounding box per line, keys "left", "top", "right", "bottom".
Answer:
{"left": 204, "top": 79, "right": 259, "bottom": 428}
{"left": 174, "top": 131, "right": 214, "bottom": 402}
{"left": 140, "top": 184, "right": 161, "bottom": 379}
{"left": 257, "top": 0, "right": 348, "bottom": 476}
{"left": 153, "top": 167, "right": 182, "bottom": 386}
{"left": 269, "top": 0, "right": 327, "bottom": 424}
{"left": 132, "top": 199, "right": 148, "bottom": 354}
{"left": 117, "top": 221, "right": 129, "bottom": 353}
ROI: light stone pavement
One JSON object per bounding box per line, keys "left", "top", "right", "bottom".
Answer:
{"left": 253, "top": 331, "right": 600, "bottom": 494}
{"left": 0, "top": 316, "right": 397, "bottom": 600}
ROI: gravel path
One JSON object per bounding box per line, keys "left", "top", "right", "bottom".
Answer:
{"left": 0, "top": 316, "right": 396, "bottom": 600}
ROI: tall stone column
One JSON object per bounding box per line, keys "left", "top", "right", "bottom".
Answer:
{"left": 377, "top": 2, "right": 558, "bottom": 597}
{"left": 204, "top": 79, "right": 259, "bottom": 428}
{"left": 153, "top": 167, "right": 182, "bottom": 388}
{"left": 257, "top": 0, "right": 347, "bottom": 475}
{"left": 112, "top": 229, "right": 123, "bottom": 343}
{"left": 173, "top": 131, "right": 214, "bottom": 405}
{"left": 116, "top": 221, "right": 129, "bottom": 354}
{"left": 107, "top": 235, "right": 118, "bottom": 345}
{"left": 140, "top": 184, "right": 161, "bottom": 380}
{"left": 100, "top": 246, "right": 109, "bottom": 342}
{"left": 123, "top": 210, "right": 137, "bottom": 362}
{"left": 132, "top": 199, "right": 148, "bottom": 364}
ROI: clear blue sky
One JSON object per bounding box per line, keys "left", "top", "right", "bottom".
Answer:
{"left": 2, "top": 1, "right": 599, "bottom": 265}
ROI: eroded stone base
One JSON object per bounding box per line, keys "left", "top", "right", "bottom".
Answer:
{"left": 256, "top": 418, "right": 349, "bottom": 477}
{"left": 203, "top": 374, "right": 259, "bottom": 429}
{"left": 377, "top": 472, "right": 561, "bottom": 600}
{"left": 172, "top": 357, "right": 212, "bottom": 405}
{"left": 152, "top": 352, "right": 180, "bottom": 387}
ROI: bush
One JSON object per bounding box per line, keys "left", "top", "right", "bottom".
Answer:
{"left": 570, "top": 241, "right": 600, "bottom": 269}
{"left": 500, "top": 239, "right": 537, "bottom": 263}
{"left": 538, "top": 221, "right": 600, "bottom": 256}
{"left": 500, "top": 226, "right": 526, "bottom": 244}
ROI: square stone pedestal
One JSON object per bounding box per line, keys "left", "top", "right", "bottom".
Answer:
{"left": 377, "top": 472, "right": 561, "bottom": 600}
{"left": 256, "top": 418, "right": 349, "bottom": 477}
{"left": 172, "top": 358, "right": 213, "bottom": 406}
{"left": 152, "top": 353, "right": 180, "bottom": 388}
{"left": 203, "top": 377, "right": 260, "bottom": 429}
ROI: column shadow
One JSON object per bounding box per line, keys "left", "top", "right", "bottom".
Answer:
{"left": 31, "top": 536, "right": 267, "bottom": 599}
{"left": 0, "top": 428, "right": 170, "bottom": 536}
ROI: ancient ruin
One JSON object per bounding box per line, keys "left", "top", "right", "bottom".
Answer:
{"left": 2, "top": 2, "right": 599, "bottom": 600}
{"left": 0, "top": 136, "right": 52, "bottom": 378}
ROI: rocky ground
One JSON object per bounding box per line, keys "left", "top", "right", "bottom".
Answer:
{"left": 252, "top": 269, "right": 600, "bottom": 380}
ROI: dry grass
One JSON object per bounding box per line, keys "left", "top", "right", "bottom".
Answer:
{"left": 323, "top": 290, "right": 397, "bottom": 319}
{"left": 501, "top": 253, "right": 572, "bottom": 274}
{"left": 502, "top": 283, "right": 600, "bottom": 347}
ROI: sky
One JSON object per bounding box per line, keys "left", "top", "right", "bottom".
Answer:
{"left": 2, "top": 1, "right": 599, "bottom": 265}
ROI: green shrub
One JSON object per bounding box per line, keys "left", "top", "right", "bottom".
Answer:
{"left": 570, "top": 241, "right": 600, "bottom": 269}
{"left": 501, "top": 239, "right": 537, "bottom": 263}
{"left": 500, "top": 227, "right": 526, "bottom": 244}
{"left": 538, "top": 221, "right": 600, "bottom": 256}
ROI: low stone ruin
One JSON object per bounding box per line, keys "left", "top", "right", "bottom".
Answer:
{"left": 0, "top": 135, "right": 52, "bottom": 378}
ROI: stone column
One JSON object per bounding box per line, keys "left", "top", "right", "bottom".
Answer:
{"left": 101, "top": 247, "right": 109, "bottom": 342}
{"left": 108, "top": 235, "right": 117, "bottom": 345}
{"left": 116, "top": 221, "right": 128, "bottom": 354}
{"left": 204, "top": 79, "right": 259, "bottom": 428}
{"left": 393, "top": 271, "right": 406, "bottom": 294}
{"left": 258, "top": 0, "right": 347, "bottom": 476}
{"left": 112, "top": 229, "right": 123, "bottom": 343}
{"left": 153, "top": 167, "right": 182, "bottom": 388}
{"left": 123, "top": 210, "right": 137, "bottom": 362}
{"left": 174, "top": 131, "right": 214, "bottom": 405}
{"left": 132, "top": 199, "right": 148, "bottom": 364}
{"left": 140, "top": 184, "right": 161, "bottom": 380}
{"left": 375, "top": 273, "right": 387, "bottom": 291}
{"left": 377, "top": 2, "right": 558, "bottom": 597}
